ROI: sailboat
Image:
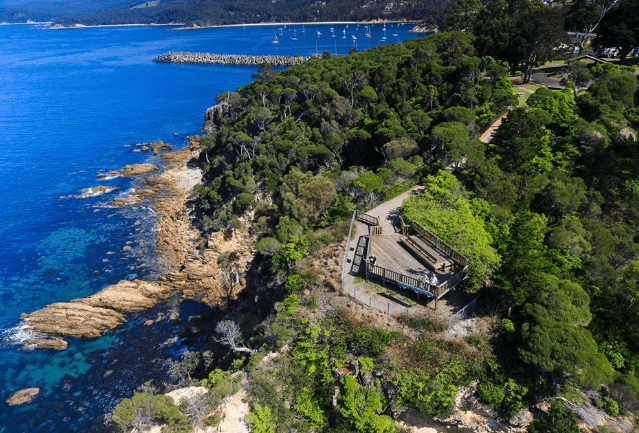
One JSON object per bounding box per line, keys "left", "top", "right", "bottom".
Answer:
{"left": 392, "top": 24, "right": 399, "bottom": 37}
{"left": 291, "top": 28, "right": 298, "bottom": 41}
{"left": 365, "top": 25, "right": 371, "bottom": 38}
{"left": 272, "top": 32, "right": 279, "bottom": 44}
{"left": 342, "top": 29, "right": 346, "bottom": 39}
{"left": 317, "top": 30, "right": 322, "bottom": 36}
{"left": 302, "top": 24, "right": 305, "bottom": 33}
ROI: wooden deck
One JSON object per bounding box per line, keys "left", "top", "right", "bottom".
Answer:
{"left": 364, "top": 220, "right": 469, "bottom": 308}
{"left": 368, "top": 233, "right": 454, "bottom": 285}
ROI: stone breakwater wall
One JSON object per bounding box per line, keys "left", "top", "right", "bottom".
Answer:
{"left": 153, "top": 52, "right": 311, "bottom": 66}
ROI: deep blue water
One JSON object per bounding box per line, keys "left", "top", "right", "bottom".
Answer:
{"left": 0, "top": 22, "right": 421, "bottom": 432}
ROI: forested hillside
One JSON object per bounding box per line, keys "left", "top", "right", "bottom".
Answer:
{"left": 144, "top": 27, "right": 635, "bottom": 430}
{"left": 105, "top": 0, "right": 639, "bottom": 429}
{"left": 1, "top": 0, "right": 449, "bottom": 26}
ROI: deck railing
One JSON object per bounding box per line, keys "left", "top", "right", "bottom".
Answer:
{"left": 356, "top": 211, "right": 379, "bottom": 226}
{"left": 398, "top": 215, "right": 410, "bottom": 235}
{"left": 410, "top": 221, "right": 469, "bottom": 267}
{"left": 370, "top": 226, "right": 383, "bottom": 236}
{"left": 366, "top": 262, "right": 441, "bottom": 297}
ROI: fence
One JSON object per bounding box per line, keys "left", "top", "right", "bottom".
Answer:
{"left": 344, "top": 284, "right": 413, "bottom": 316}
{"left": 447, "top": 297, "right": 478, "bottom": 329}
{"left": 341, "top": 211, "right": 358, "bottom": 283}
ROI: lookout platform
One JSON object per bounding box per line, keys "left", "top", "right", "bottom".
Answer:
{"left": 344, "top": 203, "right": 468, "bottom": 309}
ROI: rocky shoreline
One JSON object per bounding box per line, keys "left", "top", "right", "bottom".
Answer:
{"left": 19, "top": 136, "right": 256, "bottom": 351}
{"left": 153, "top": 52, "right": 311, "bottom": 66}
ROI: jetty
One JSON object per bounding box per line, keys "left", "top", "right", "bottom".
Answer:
{"left": 153, "top": 52, "right": 311, "bottom": 66}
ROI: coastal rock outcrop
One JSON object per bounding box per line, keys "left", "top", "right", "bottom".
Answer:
{"left": 6, "top": 388, "right": 40, "bottom": 406}
{"left": 121, "top": 163, "right": 159, "bottom": 177}
{"left": 21, "top": 302, "right": 127, "bottom": 339}
{"left": 20, "top": 279, "right": 169, "bottom": 343}
{"left": 79, "top": 279, "right": 170, "bottom": 312}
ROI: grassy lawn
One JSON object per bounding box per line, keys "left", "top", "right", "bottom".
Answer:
{"left": 541, "top": 59, "right": 565, "bottom": 67}
{"left": 511, "top": 82, "right": 543, "bottom": 106}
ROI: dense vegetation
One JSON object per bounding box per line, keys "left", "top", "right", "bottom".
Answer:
{"left": 110, "top": 1, "right": 639, "bottom": 431}
{"left": 1, "top": 0, "right": 449, "bottom": 26}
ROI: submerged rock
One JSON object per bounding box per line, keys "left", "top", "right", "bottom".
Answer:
{"left": 24, "top": 338, "right": 68, "bottom": 351}
{"left": 74, "top": 185, "right": 119, "bottom": 198}
{"left": 6, "top": 388, "right": 40, "bottom": 406}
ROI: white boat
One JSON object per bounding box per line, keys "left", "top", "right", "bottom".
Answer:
{"left": 291, "top": 29, "right": 298, "bottom": 41}
{"left": 272, "top": 33, "right": 279, "bottom": 44}
{"left": 342, "top": 29, "right": 346, "bottom": 39}
{"left": 317, "top": 30, "right": 322, "bottom": 36}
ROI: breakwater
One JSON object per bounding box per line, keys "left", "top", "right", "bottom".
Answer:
{"left": 153, "top": 52, "right": 311, "bottom": 66}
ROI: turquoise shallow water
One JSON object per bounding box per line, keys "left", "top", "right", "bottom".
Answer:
{"left": 0, "top": 23, "right": 422, "bottom": 432}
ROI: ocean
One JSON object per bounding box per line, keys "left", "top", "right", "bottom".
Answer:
{"left": 0, "top": 22, "right": 421, "bottom": 432}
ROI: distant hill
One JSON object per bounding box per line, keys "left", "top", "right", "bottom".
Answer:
{"left": 1, "top": 0, "right": 451, "bottom": 27}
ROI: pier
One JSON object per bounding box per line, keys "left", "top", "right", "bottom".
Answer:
{"left": 153, "top": 52, "right": 311, "bottom": 66}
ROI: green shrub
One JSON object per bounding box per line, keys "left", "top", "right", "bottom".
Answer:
{"left": 284, "top": 273, "right": 316, "bottom": 293}
{"left": 528, "top": 401, "right": 579, "bottom": 433}
{"left": 255, "top": 237, "right": 281, "bottom": 256}
{"left": 234, "top": 192, "right": 255, "bottom": 213}
{"left": 246, "top": 404, "right": 277, "bottom": 433}
{"left": 337, "top": 375, "right": 396, "bottom": 433}
{"left": 283, "top": 294, "right": 299, "bottom": 315}
{"left": 217, "top": 250, "right": 238, "bottom": 265}
{"left": 351, "top": 326, "right": 400, "bottom": 357}
{"left": 477, "top": 381, "right": 506, "bottom": 409}
{"left": 199, "top": 369, "right": 241, "bottom": 406}
{"left": 478, "top": 378, "right": 528, "bottom": 419}
{"left": 112, "top": 393, "right": 190, "bottom": 433}
{"left": 598, "top": 396, "right": 620, "bottom": 416}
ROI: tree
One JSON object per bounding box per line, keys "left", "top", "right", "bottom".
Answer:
{"left": 519, "top": 273, "right": 613, "bottom": 387}
{"left": 565, "top": 0, "right": 622, "bottom": 54}
{"left": 445, "top": 0, "right": 482, "bottom": 31}
{"left": 281, "top": 169, "right": 337, "bottom": 224}
{"left": 214, "top": 320, "right": 257, "bottom": 354}
{"left": 595, "top": 0, "right": 639, "bottom": 60}
{"left": 474, "top": 0, "right": 570, "bottom": 82}
{"left": 527, "top": 401, "right": 579, "bottom": 433}
{"left": 401, "top": 171, "right": 501, "bottom": 287}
